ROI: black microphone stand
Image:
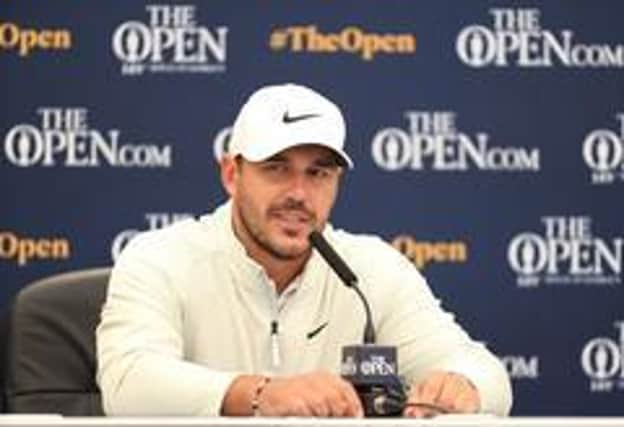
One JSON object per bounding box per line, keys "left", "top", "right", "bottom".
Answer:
{"left": 309, "top": 231, "right": 407, "bottom": 416}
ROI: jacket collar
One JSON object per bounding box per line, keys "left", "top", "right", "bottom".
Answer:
{"left": 212, "top": 200, "right": 332, "bottom": 297}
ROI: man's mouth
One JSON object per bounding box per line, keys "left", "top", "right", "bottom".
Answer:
{"left": 270, "top": 209, "right": 314, "bottom": 231}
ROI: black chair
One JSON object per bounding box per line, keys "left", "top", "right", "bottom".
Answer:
{"left": 4, "top": 267, "right": 111, "bottom": 415}
{"left": 0, "top": 303, "right": 11, "bottom": 413}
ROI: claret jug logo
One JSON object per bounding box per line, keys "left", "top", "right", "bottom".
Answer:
{"left": 371, "top": 111, "right": 540, "bottom": 172}
{"left": 0, "top": 21, "right": 71, "bottom": 56}
{"left": 581, "top": 321, "right": 624, "bottom": 393}
{"left": 3, "top": 107, "right": 172, "bottom": 168}
{"left": 212, "top": 126, "right": 231, "bottom": 162}
{"left": 112, "top": 4, "right": 228, "bottom": 75}
{"left": 457, "top": 8, "right": 624, "bottom": 68}
{"left": 269, "top": 25, "right": 416, "bottom": 61}
{"left": 507, "top": 216, "right": 623, "bottom": 288}
{"left": 583, "top": 114, "right": 624, "bottom": 185}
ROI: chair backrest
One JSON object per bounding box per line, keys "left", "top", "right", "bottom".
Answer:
{"left": 0, "top": 303, "right": 11, "bottom": 413}
{"left": 4, "top": 267, "right": 111, "bottom": 415}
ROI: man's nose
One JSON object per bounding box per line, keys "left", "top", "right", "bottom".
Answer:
{"left": 284, "top": 172, "right": 309, "bottom": 201}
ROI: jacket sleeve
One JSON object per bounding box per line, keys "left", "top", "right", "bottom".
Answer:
{"left": 360, "top": 239, "right": 513, "bottom": 416}
{"left": 96, "top": 234, "right": 239, "bottom": 415}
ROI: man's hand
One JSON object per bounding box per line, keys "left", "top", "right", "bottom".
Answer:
{"left": 257, "top": 371, "right": 363, "bottom": 417}
{"left": 403, "top": 371, "right": 480, "bottom": 418}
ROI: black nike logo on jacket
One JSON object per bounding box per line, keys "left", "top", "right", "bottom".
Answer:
{"left": 306, "top": 321, "right": 329, "bottom": 339}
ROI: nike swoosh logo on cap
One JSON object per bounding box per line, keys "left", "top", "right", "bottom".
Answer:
{"left": 282, "top": 111, "right": 320, "bottom": 124}
{"left": 306, "top": 321, "right": 329, "bottom": 340}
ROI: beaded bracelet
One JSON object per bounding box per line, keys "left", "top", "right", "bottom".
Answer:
{"left": 251, "top": 376, "right": 271, "bottom": 416}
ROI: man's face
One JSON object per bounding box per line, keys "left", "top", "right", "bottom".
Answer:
{"left": 224, "top": 145, "right": 342, "bottom": 261}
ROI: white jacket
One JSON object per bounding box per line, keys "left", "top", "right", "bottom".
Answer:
{"left": 96, "top": 201, "right": 512, "bottom": 416}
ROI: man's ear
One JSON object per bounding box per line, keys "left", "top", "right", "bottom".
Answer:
{"left": 220, "top": 155, "right": 238, "bottom": 197}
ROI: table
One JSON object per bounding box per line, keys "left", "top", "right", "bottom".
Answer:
{"left": 1, "top": 417, "right": 624, "bottom": 427}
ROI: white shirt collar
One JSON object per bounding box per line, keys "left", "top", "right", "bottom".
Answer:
{"left": 208, "top": 200, "right": 332, "bottom": 298}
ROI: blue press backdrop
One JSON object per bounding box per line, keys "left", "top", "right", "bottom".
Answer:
{"left": 1, "top": 1, "right": 623, "bottom": 415}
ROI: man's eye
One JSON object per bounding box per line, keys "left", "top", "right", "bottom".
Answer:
{"left": 264, "top": 163, "right": 287, "bottom": 173}
{"left": 309, "top": 168, "right": 331, "bottom": 179}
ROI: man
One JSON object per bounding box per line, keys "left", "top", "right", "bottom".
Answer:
{"left": 97, "top": 83, "right": 512, "bottom": 417}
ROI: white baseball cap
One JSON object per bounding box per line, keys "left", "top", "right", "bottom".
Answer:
{"left": 228, "top": 83, "right": 353, "bottom": 168}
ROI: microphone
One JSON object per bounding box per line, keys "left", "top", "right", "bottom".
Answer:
{"left": 308, "top": 230, "right": 375, "bottom": 343}
{"left": 308, "top": 230, "right": 357, "bottom": 286}
{"left": 308, "top": 230, "right": 406, "bottom": 416}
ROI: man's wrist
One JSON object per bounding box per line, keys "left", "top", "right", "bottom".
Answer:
{"left": 221, "top": 374, "right": 269, "bottom": 416}
{"left": 250, "top": 376, "right": 272, "bottom": 416}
